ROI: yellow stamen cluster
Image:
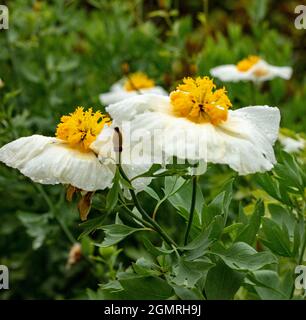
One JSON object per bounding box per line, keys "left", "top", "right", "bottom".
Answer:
{"left": 124, "top": 72, "right": 155, "bottom": 91}
{"left": 236, "top": 55, "right": 260, "bottom": 72}
{"left": 56, "top": 107, "right": 111, "bottom": 152}
{"left": 170, "top": 77, "right": 232, "bottom": 125}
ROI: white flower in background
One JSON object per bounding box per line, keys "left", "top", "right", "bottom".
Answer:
{"left": 0, "top": 78, "right": 4, "bottom": 89}
{"left": 0, "top": 107, "right": 151, "bottom": 219}
{"left": 279, "top": 135, "right": 305, "bottom": 153}
{"left": 99, "top": 72, "right": 167, "bottom": 105}
{"left": 210, "top": 56, "right": 292, "bottom": 82}
{"left": 107, "top": 76, "right": 280, "bottom": 175}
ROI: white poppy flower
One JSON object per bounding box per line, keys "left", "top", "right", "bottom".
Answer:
{"left": 0, "top": 107, "right": 114, "bottom": 192}
{"left": 106, "top": 77, "right": 281, "bottom": 175}
{"left": 210, "top": 56, "right": 292, "bottom": 82}
{"left": 0, "top": 107, "right": 152, "bottom": 219}
{"left": 99, "top": 72, "right": 167, "bottom": 105}
{"left": 0, "top": 107, "right": 151, "bottom": 193}
{"left": 279, "top": 135, "right": 305, "bottom": 153}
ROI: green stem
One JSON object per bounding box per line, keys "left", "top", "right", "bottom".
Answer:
{"left": 115, "top": 128, "right": 177, "bottom": 249}
{"left": 251, "top": 82, "right": 257, "bottom": 105}
{"left": 290, "top": 215, "right": 306, "bottom": 299}
{"left": 36, "top": 185, "right": 97, "bottom": 269}
{"left": 118, "top": 165, "right": 177, "bottom": 248}
{"left": 119, "top": 197, "right": 154, "bottom": 229}
{"left": 5, "top": 26, "right": 25, "bottom": 108}
{"left": 184, "top": 176, "right": 197, "bottom": 245}
{"left": 36, "top": 185, "right": 76, "bottom": 245}
{"left": 298, "top": 231, "right": 306, "bottom": 266}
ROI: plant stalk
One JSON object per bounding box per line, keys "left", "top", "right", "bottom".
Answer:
{"left": 36, "top": 185, "right": 76, "bottom": 245}
{"left": 115, "top": 127, "right": 177, "bottom": 249}
{"left": 184, "top": 175, "right": 197, "bottom": 245}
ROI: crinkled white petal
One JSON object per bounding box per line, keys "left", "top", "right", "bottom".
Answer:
{"left": 106, "top": 94, "right": 170, "bottom": 123}
{"left": 91, "top": 126, "right": 152, "bottom": 193}
{"left": 0, "top": 135, "right": 115, "bottom": 191}
{"left": 210, "top": 59, "right": 292, "bottom": 82}
{"left": 107, "top": 94, "right": 280, "bottom": 175}
{"left": 99, "top": 81, "right": 168, "bottom": 105}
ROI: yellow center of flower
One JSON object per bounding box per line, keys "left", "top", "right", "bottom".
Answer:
{"left": 170, "top": 77, "right": 232, "bottom": 125}
{"left": 236, "top": 55, "right": 260, "bottom": 72}
{"left": 56, "top": 107, "right": 111, "bottom": 152}
{"left": 124, "top": 72, "right": 155, "bottom": 91}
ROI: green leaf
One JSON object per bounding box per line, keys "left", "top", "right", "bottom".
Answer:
{"left": 143, "top": 238, "right": 173, "bottom": 257}
{"left": 247, "top": 270, "right": 289, "bottom": 300}
{"left": 91, "top": 281, "right": 126, "bottom": 300}
{"left": 173, "top": 257, "right": 215, "bottom": 287}
{"left": 268, "top": 204, "right": 296, "bottom": 238}
{"left": 255, "top": 173, "right": 282, "bottom": 202}
{"left": 223, "top": 223, "right": 244, "bottom": 235}
{"left": 56, "top": 59, "right": 79, "bottom": 72}
{"left": 274, "top": 151, "right": 304, "bottom": 194}
{"left": 144, "top": 186, "right": 160, "bottom": 201}
{"left": 247, "top": 0, "right": 268, "bottom": 23}
{"left": 211, "top": 242, "right": 277, "bottom": 271}
{"left": 132, "top": 258, "right": 161, "bottom": 277}
{"left": 293, "top": 221, "right": 302, "bottom": 257}
{"left": 238, "top": 203, "right": 248, "bottom": 224}
{"left": 164, "top": 176, "right": 186, "bottom": 197}
{"left": 106, "top": 169, "right": 120, "bottom": 212}
{"left": 78, "top": 215, "right": 106, "bottom": 239}
{"left": 117, "top": 274, "right": 174, "bottom": 300}
{"left": 98, "top": 224, "right": 147, "bottom": 247}
{"left": 202, "top": 192, "right": 226, "bottom": 227}
{"left": 168, "top": 179, "right": 204, "bottom": 226}
{"left": 181, "top": 216, "right": 224, "bottom": 260}
{"left": 176, "top": 205, "right": 201, "bottom": 231}
{"left": 119, "top": 175, "right": 135, "bottom": 190}
{"left": 181, "top": 217, "right": 222, "bottom": 251}
{"left": 17, "top": 211, "right": 52, "bottom": 250}
{"left": 205, "top": 260, "right": 244, "bottom": 300}
{"left": 171, "top": 285, "right": 205, "bottom": 300}
{"left": 235, "top": 200, "right": 264, "bottom": 245}
{"left": 260, "top": 217, "right": 293, "bottom": 257}
{"left": 202, "top": 178, "right": 233, "bottom": 228}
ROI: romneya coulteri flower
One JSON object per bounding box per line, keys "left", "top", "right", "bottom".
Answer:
{"left": 106, "top": 76, "right": 281, "bottom": 175}
{"left": 99, "top": 72, "right": 167, "bottom": 105}
{"left": 210, "top": 56, "right": 292, "bottom": 82}
{"left": 279, "top": 135, "right": 305, "bottom": 153}
{"left": 0, "top": 107, "right": 151, "bottom": 220}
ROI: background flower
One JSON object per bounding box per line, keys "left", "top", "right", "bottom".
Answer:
{"left": 279, "top": 135, "right": 305, "bottom": 153}
{"left": 99, "top": 72, "right": 168, "bottom": 105}
{"left": 210, "top": 56, "right": 292, "bottom": 82}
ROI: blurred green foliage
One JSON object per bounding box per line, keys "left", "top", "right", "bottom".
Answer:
{"left": 0, "top": 0, "right": 305, "bottom": 299}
